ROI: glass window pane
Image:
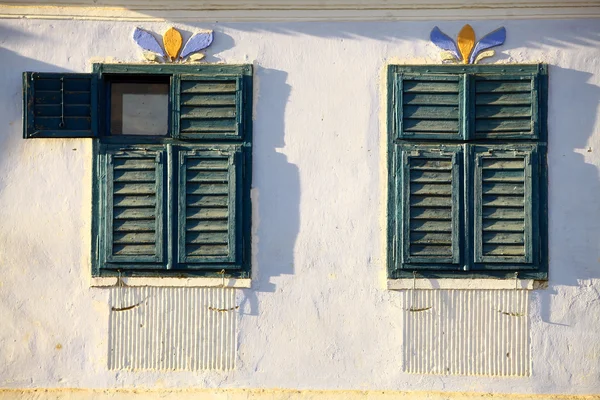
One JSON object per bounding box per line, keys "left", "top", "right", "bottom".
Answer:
{"left": 110, "top": 82, "right": 169, "bottom": 135}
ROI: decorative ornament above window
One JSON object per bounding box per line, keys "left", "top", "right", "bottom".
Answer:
{"left": 430, "top": 24, "right": 506, "bottom": 64}
{"left": 133, "top": 27, "right": 214, "bottom": 63}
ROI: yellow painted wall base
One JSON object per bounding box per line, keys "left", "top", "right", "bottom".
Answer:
{"left": 0, "top": 389, "right": 599, "bottom": 400}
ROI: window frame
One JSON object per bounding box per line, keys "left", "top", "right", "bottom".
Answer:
{"left": 90, "top": 63, "right": 253, "bottom": 279}
{"left": 387, "top": 64, "right": 548, "bottom": 281}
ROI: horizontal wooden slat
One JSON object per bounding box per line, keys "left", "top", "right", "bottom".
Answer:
{"left": 35, "top": 78, "right": 91, "bottom": 91}
{"left": 187, "top": 207, "right": 228, "bottom": 220}
{"left": 181, "top": 81, "right": 237, "bottom": 94}
{"left": 409, "top": 159, "right": 452, "bottom": 171}
{"left": 482, "top": 244, "right": 525, "bottom": 256}
{"left": 181, "top": 107, "right": 236, "bottom": 119}
{"left": 34, "top": 116, "right": 91, "bottom": 130}
{"left": 410, "top": 183, "right": 452, "bottom": 196}
{"left": 113, "top": 195, "right": 156, "bottom": 207}
{"left": 34, "top": 104, "right": 90, "bottom": 117}
{"left": 482, "top": 195, "right": 524, "bottom": 207}
{"left": 113, "top": 220, "right": 155, "bottom": 232}
{"left": 186, "top": 171, "right": 228, "bottom": 182}
{"left": 114, "top": 207, "right": 156, "bottom": 220}
{"left": 410, "top": 220, "right": 452, "bottom": 232}
{"left": 482, "top": 159, "right": 525, "bottom": 169}
{"left": 186, "top": 219, "right": 229, "bottom": 232}
{"left": 34, "top": 91, "right": 91, "bottom": 104}
{"left": 113, "top": 244, "right": 156, "bottom": 256}
{"left": 181, "top": 93, "right": 236, "bottom": 106}
{"left": 186, "top": 244, "right": 229, "bottom": 256}
{"left": 404, "top": 119, "right": 459, "bottom": 132}
{"left": 185, "top": 158, "right": 229, "bottom": 170}
{"left": 475, "top": 93, "right": 532, "bottom": 106}
{"left": 482, "top": 169, "right": 524, "bottom": 182}
{"left": 403, "top": 93, "right": 458, "bottom": 106}
{"left": 113, "top": 158, "right": 155, "bottom": 170}
{"left": 410, "top": 208, "right": 452, "bottom": 220}
{"left": 410, "top": 195, "right": 452, "bottom": 207}
{"left": 410, "top": 232, "right": 452, "bottom": 245}
{"left": 113, "top": 232, "right": 156, "bottom": 244}
{"left": 475, "top": 118, "right": 531, "bottom": 132}
{"left": 186, "top": 183, "right": 229, "bottom": 195}
{"left": 410, "top": 170, "right": 452, "bottom": 183}
{"left": 113, "top": 183, "right": 155, "bottom": 195}
{"left": 410, "top": 244, "right": 452, "bottom": 256}
{"left": 186, "top": 195, "right": 228, "bottom": 207}
{"left": 186, "top": 232, "right": 228, "bottom": 244}
{"left": 476, "top": 105, "right": 532, "bottom": 119}
{"left": 403, "top": 105, "right": 459, "bottom": 120}
{"left": 482, "top": 207, "right": 525, "bottom": 219}
{"left": 113, "top": 170, "right": 156, "bottom": 182}
{"left": 475, "top": 81, "right": 532, "bottom": 93}
{"left": 482, "top": 232, "right": 524, "bottom": 244}
{"left": 403, "top": 81, "right": 458, "bottom": 93}
{"left": 482, "top": 220, "right": 525, "bottom": 232}
{"left": 180, "top": 118, "right": 237, "bottom": 133}
{"left": 482, "top": 183, "right": 525, "bottom": 195}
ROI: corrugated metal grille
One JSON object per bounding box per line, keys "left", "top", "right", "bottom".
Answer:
{"left": 108, "top": 287, "right": 237, "bottom": 371}
{"left": 402, "top": 289, "right": 530, "bottom": 376}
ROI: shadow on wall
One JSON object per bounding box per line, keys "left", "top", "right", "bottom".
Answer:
{"left": 238, "top": 67, "right": 299, "bottom": 316}
{"left": 538, "top": 66, "right": 600, "bottom": 325}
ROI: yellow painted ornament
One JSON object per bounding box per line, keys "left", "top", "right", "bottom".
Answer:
{"left": 163, "top": 27, "right": 183, "bottom": 60}
{"left": 474, "top": 50, "right": 495, "bottom": 64}
{"left": 457, "top": 24, "right": 476, "bottom": 64}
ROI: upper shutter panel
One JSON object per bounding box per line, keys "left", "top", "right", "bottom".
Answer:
{"left": 175, "top": 75, "right": 243, "bottom": 140}
{"left": 396, "top": 74, "right": 464, "bottom": 140}
{"left": 398, "top": 144, "right": 462, "bottom": 270}
{"left": 473, "top": 73, "right": 539, "bottom": 140}
{"left": 102, "top": 147, "right": 166, "bottom": 269}
{"left": 177, "top": 146, "right": 242, "bottom": 269}
{"left": 472, "top": 144, "right": 539, "bottom": 269}
{"left": 23, "top": 72, "right": 98, "bottom": 138}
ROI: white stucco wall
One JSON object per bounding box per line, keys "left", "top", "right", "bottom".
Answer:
{"left": 0, "top": 17, "right": 599, "bottom": 396}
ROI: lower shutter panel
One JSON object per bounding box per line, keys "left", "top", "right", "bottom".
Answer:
{"left": 178, "top": 148, "right": 240, "bottom": 268}
{"left": 104, "top": 148, "right": 165, "bottom": 268}
{"left": 400, "top": 144, "right": 462, "bottom": 269}
{"left": 472, "top": 144, "right": 538, "bottom": 267}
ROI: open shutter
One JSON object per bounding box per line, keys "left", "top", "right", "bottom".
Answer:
{"left": 23, "top": 72, "right": 97, "bottom": 138}
{"left": 398, "top": 144, "right": 462, "bottom": 270}
{"left": 101, "top": 146, "right": 166, "bottom": 269}
{"left": 177, "top": 146, "right": 242, "bottom": 269}
{"left": 471, "top": 144, "right": 539, "bottom": 269}
{"left": 395, "top": 73, "right": 464, "bottom": 140}
{"left": 472, "top": 71, "right": 540, "bottom": 140}
{"left": 174, "top": 75, "right": 243, "bottom": 140}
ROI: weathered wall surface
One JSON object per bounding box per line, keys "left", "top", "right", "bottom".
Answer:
{"left": 0, "top": 17, "right": 599, "bottom": 397}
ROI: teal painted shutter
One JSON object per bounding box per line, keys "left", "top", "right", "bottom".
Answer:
{"left": 177, "top": 147, "right": 242, "bottom": 269}
{"left": 174, "top": 75, "right": 243, "bottom": 140}
{"left": 102, "top": 147, "right": 166, "bottom": 269}
{"left": 471, "top": 144, "right": 539, "bottom": 269}
{"left": 23, "top": 72, "right": 98, "bottom": 138}
{"left": 472, "top": 72, "right": 539, "bottom": 140}
{"left": 395, "top": 73, "right": 464, "bottom": 140}
{"left": 398, "top": 144, "right": 462, "bottom": 270}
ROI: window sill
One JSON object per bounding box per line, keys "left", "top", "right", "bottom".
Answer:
{"left": 387, "top": 278, "right": 547, "bottom": 290}
{"left": 90, "top": 276, "right": 252, "bottom": 288}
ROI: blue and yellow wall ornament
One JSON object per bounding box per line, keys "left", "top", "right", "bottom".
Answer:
{"left": 133, "top": 27, "right": 213, "bottom": 63}
{"left": 430, "top": 24, "right": 506, "bottom": 64}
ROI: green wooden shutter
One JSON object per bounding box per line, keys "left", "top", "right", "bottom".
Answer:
{"left": 395, "top": 73, "right": 464, "bottom": 140}
{"left": 472, "top": 72, "right": 540, "bottom": 140}
{"left": 471, "top": 144, "right": 539, "bottom": 269}
{"left": 23, "top": 72, "right": 98, "bottom": 138}
{"left": 174, "top": 75, "right": 243, "bottom": 140}
{"left": 177, "top": 146, "right": 242, "bottom": 269}
{"left": 397, "top": 144, "right": 462, "bottom": 270}
{"left": 101, "top": 146, "right": 166, "bottom": 269}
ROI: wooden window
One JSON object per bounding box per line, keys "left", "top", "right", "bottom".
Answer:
{"left": 388, "top": 64, "right": 547, "bottom": 280}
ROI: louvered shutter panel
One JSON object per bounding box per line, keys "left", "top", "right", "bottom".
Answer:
{"left": 175, "top": 75, "right": 243, "bottom": 140}
{"left": 395, "top": 74, "right": 464, "bottom": 140}
{"left": 473, "top": 72, "right": 540, "bottom": 140}
{"left": 23, "top": 72, "right": 97, "bottom": 138}
{"left": 177, "top": 147, "right": 242, "bottom": 268}
{"left": 472, "top": 144, "right": 539, "bottom": 268}
{"left": 399, "top": 144, "right": 462, "bottom": 269}
{"left": 102, "top": 147, "right": 166, "bottom": 269}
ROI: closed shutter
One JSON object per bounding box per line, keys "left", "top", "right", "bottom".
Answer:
{"left": 177, "top": 147, "right": 241, "bottom": 268}
{"left": 471, "top": 144, "right": 539, "bottom": 268}
{"left": 473, "top": 73, "right": 539, "bottom": 140}
{"left": 398, "top": 144, "right": 462, "bottom": 269}
{"left": 395, "top": 74, "right": 464, "bottom": 140}
{"left": 174, "top": 75, "right": 243, "bottom": 140}
{"left": 23, "top": 72, "right": 97, "bottom": 138}
{"left": 102, "top": 147, "right": 166, "bottom": 268}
